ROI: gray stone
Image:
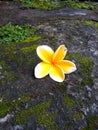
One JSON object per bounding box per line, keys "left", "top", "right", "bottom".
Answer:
{"left": 14, "top": 125, "right": 23, "bottom": 130}
{"left": 0, "top": 114, "right": 14, "bottom": 124}
{"left": 0, "top": 65, "right": 2, "bottom": 70}
{"left": 0, "top": 1, "right": 98, "bottom": 129}
{"left": 95, "top": 96, "right": 98, "bottom": 101}
{"left": 93, "top": 79, "right": 98, "bottom": 90}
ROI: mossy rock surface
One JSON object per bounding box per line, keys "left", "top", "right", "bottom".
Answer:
{"left": 0, "top": 1, "right": 98, "bottom": 130}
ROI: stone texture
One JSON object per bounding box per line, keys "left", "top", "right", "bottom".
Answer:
{"left": 0, "top": 1, "right": 98, "bottom": 130}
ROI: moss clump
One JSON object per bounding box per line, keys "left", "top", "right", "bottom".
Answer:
{"left": 66, "top": 53, "right": 93, "bottom": 86}
{"left": 71, "top": 111, "right": 83, "bottom": 121}
{"left": 20, "top": 44, "right": 38, "bottom": 53}
{"left": 0, "top": 95, "right": 31, "bottom": 117}
{"left": 0, "top": 78, "right": 5, "bottom": 87}
{"left": 58, "top": 82, "right": 68, "bottom": 92}
{"left": 37, "top": 112, "right": 59, "bottom": 130}
{"left": 85, "top": 21, "right": 98, "bottom": 28}
{"left": 66, "top": 53, "right": 93, "bottom": 76}
{"left": 19, "top": 44, "right": 39, "bottom": 66}
{"left": 79, "top": 56, "right": 93, "bottom": 86}
{"left": 18, "top": 95, "right": 31, "bottom": 102}
{"left": 22, "top": 35, "right": 41, "bottom": 43}
{"left": 63, "top": 94, "right": 75, "bottom": 108}
{"left": 58, "top": 82, "right": 67, "bottom": 87}
{"left": 82, "top": 115, "right": 98, "bottom": 130}
{"left": 12, "top": 95, "right": 31, "bottom": 111}
{"left": 79, "top": 56, "right": 93, "bottom": 76}
{"left": 0, "top": 101, "right": 13, "bottom": 117}
{"left": 81, "top": 77, "right": 93, "bottom": 86}
{"left": 65, "top": 121, "right": 74, "bottom": 129}
{"left": 0, "top": 70, "right": 20, "bottom": 86}
{"left": 14, "top": 99, "right": 58, "bottom": 130}
{"left": 0, "top": 44, "right": 16, "bottom": 58}
{"left": 0, "top": 61, "right": 7, "bottom": 67}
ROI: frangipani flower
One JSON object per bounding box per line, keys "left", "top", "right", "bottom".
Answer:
{"left": 34, "top": 45, "right": 76, "bottom": 82}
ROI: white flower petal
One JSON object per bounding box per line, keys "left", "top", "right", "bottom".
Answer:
{"left": 53, "top": 45, "right": 67, "bottom": 62}
{"left": 34, "top": 62, "right": 51, "bottom": 78}
{"left": 58, "top": 60, "right": 77, "bottom": 74}
{"left": 37, "top": 45, "right": 54, "bottom": 63}
{"left": 49, "top": 64, "right": 65, "bottom": 82}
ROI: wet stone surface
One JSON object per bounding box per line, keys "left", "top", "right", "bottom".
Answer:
{"left": 0, "top": 1, "right": 98, "bottom": 130}
{"left": 0, "top": 1, "right": 98, "bottom": 26}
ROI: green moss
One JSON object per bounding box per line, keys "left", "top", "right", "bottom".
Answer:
{"left": 0, "top": 70, "right": 20, "bottom": 87}
{"left": 81, "top": 77, "right": 93, "bottom": 86}
{"left": 0, "top": 95, "right": 31, "bottom": 117}
{"left": 0, "top": 101, "right": 13, "bottom": 117}
{"left": 63, "top": 94, "right": 75, "bottom": 108}
{"left": 74, "top": 80, "right": 80, "bottom": 85}
{"left": 0, "top": 42, "right": 39, "bottom": 86}
{"left": 14, "top": 99, "right": 50, "bottom": 123}
{"left": 66, "top": 53, "right": 93, "bottom": 86}
{"left": 0, "top": 78, "right": 5, "bottom": 87}
{"left": 59, "top": 82, "right": 67, "bottom": 87}
{"left": 14, "top": 107, "right": 33, "bottom": 124}
{"left": 79, "top": 56, "right": 93, "bottom": 86}
{"left": 71, "top": 111, "right": 83, "bottom": 121}
{"left": 85, "top": 21, "right": 94, "bottom": 26}
{"left": 14, "top": 99, "right": 59, "bottom": 129}
{"left": 82, "top": 116, "right": 98, "bottom": 130}
{"left": 19, "top": 96, "right": 31, "bottom": 102}
{"left": 0, "top": 44, "right": 17, "bottom": 62}
{"left": 94, "top": 23, "right": 98, "bottom": 28}
{"left": 65, "top": 121, "right": 74, "bottom": 129}
{"left": 37, "top": 112, "right": 59, "bottom": 130}
{"left": 23, "top": 35, "right": 41, "bottom": 43}
{"left": 12, "top": 96, "right": 31, "bottom": 111}
{"left": 0, "top": 61, "right": 7, "bottom": 67}
{"left": 66, "top": 53, "right": 93, "bottom": 75}
{"left": 79, "top": 57, "right": 93, "bottom": 76}
{"left": 20, "top": 44, "right": 38, "bottom": 53}
{"left": 58, "top": 82, "right": 68, "bottom": 92}
{"left": 2, "top": 70, "right": 19, "bottom": 83}
{"left": 85, "top": 20, "right": 98, "bottom": 27}
{"left": 7, "top": 75, "right": 19, "bottom": 82}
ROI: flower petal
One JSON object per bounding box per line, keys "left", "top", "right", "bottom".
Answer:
{"left": 58, "top": 60, "right": 77, "bottom": 74}
{"left": 34, "top": 62, "right": 51, "bottom": 78}
{"left": 49, "top": 64, "right": 65, "bottom": 82}
{"left": 37, "top": 45, "right": 54, "bottom": 63}
{"left": 53, "top": 45, "right": 67, "bottom": 62}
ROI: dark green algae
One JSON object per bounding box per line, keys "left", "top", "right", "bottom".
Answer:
{"left": 65, "top": 52, "right": 94, "bottom": 86}
{"left": 14, "top": 99, "right": 59, "bottom": 130}
{"left": 0, "top": 93, "right": 84, "bottom": 130}
{"left": 0, "top": 35, "right": 41, "bottom": 86}
{"left": 82, "top": 115, "right": 98, "bottom": 130}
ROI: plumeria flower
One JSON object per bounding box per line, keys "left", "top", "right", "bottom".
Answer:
{"left": 34, "top": 45, "right": 77, "bottom": 82}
